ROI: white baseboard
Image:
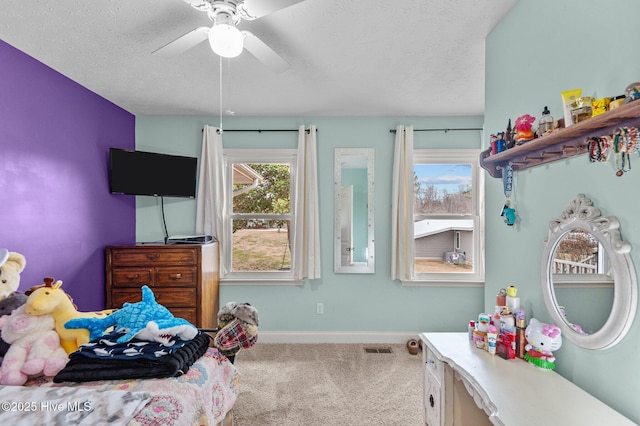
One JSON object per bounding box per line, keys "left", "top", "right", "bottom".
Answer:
{"left": 256, "top": 331, "right": 421, "bottom": 344}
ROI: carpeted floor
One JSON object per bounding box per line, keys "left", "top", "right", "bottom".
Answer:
{"left": 232, "top": 343, "right": 424, "bottom": 426}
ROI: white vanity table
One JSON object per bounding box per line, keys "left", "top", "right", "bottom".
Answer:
{"left": 420, "top": 332, "right": 635, "bottom": 426}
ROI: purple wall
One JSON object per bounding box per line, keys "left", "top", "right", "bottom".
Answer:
{"left": 0, "top": 40, "right": 136, "bottom": 310}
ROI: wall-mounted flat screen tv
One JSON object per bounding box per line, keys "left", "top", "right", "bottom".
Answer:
{"left": 109, "top": 148, "right": 198, "bottom": 198}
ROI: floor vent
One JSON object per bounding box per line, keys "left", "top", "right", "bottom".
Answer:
{"left": 364, "top": 347, "right": 393, "bottom": 354}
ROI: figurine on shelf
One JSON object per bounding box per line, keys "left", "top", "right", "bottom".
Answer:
{"left": 524, "top": 318, "right": 562, "bottom": 370}
{"left": 505, "top": 119, "right": 515, "bottom": 149}
{"left": 490, "top": 134, "right": 498, "bottom": 155}
{"left": 496, "top": 132, "right": 505, "bottom": 153}
{"left": 515, "top": 114, "right": 536, "bottom": 145}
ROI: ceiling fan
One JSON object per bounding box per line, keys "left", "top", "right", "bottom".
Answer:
{"left": 153, "top": 0, "right": 304, "bottom": 73}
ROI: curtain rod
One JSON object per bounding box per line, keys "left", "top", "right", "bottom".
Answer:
{"left": 207, "top": 128, "right": 317, "bottom": 133}
{"left": 389, "top": 127, "right": 483, "bottom": 133}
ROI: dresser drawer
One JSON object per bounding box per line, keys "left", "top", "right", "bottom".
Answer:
{"left": 425, "top": 345, "right": 444, "bottom": 384}
{"left": 111, "top": 288, "right": 197, "bottom": 308}
{"left": 110, "top": 248, "right": 197, "bottom": 266}
{"left": 155, "top": 267, "right": 197, "bottom": 287}
{"left": 169, "top": 308, "right": 197, "bottom": 325}
{"left": 111, "top": 268, "right": 153, "bottom": 287}
{"left": 424, "top": 371, "right": 442, "bottom": 426}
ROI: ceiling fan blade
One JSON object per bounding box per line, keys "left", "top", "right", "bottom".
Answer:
{"left": 182, "top": 0, "right": 212, "bottom": 12}
{"left": 242, "top": 31, "right": 290, "bottom": 73}
{"left": 152, "top": 26, "right": 210, "bottom": 57}
{"left": 240, "top": 0, "right": 307, "bottom": 19}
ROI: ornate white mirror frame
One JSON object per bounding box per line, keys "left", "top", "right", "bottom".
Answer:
{"left": 541, "top": 194, "right": 637, "bottom": 349}
{"left": 334, "top": 148, "right": 375, "bottom": 274}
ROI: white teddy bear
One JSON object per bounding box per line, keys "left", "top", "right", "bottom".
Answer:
{"left": 0, "top": 249, "right": 27, "bottom": 301}
{"left": 0, "top": 305, "right": 68, "bottom": 385}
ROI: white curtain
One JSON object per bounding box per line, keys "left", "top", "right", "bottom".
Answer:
{"left": 292, "top": 124, "right": 321, "bottom": 280}
{"left": 391, "top": 125, "right": 414, "bottom": 281}
{"left": 196, "top": 124, "right": 320, "bottom": 281}
{"left": 195, "top": 125, "right": 229, "bottom": 276}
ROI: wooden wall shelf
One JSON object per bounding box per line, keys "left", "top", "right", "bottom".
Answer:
{"left": 480, "top": 100, "right": 640, "bottom": 178}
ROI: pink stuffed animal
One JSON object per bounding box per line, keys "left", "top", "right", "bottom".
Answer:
{"left": 0, "top": 305, "right": 68, "bottom": 385}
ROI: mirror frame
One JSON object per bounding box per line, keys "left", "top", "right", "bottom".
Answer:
{"left": 541, "top": 194, "right": 637, "bottom": 349}
{"left": 334, "top": 148, "right": 375, "bottom": 274}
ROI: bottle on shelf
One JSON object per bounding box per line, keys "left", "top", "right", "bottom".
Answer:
{"left": 538, "top": 106, "right": 554, "bottom": 137}
{"left": 515, "top": 314, "right": 527, "bottom": 359}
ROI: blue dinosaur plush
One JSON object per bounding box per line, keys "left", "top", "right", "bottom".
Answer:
{"left": 65, "top": 286, "right": 197, "bottom": 345}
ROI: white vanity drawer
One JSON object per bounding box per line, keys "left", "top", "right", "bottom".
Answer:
{"left": 424, "top": 345, "right": 444, "bottom": 384}
{"left": 424, "top": 370, "right": 442, "bottom": 426}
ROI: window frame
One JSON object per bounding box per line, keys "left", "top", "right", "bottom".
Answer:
{"left": 405, "top": 149, "right": 484, "bottom": 287}
{"left": 222, "top": 148, "right": 300, "bottom": 285}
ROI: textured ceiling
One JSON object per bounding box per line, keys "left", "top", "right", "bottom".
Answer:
{"left": 0, "top": 0, "right": 517, "bottom": 116}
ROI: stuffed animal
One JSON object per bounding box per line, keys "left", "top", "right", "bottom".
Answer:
{"left": 514, "top": 114, "right": 536, "bottom": 144}
{"left": 524, "top": 318, "right": 562, "bottom": 370}
{"left": 0, "top": 305, "right": 68, "bottom": 385}
{"left": 0, "top": 292, "right": 28, "bottom": 364}
{"left": 24, "top": 278, "right": 112, "bottom": 354}
{"left": 0, "top": 249, "right": 27, "bottom": 301}
{"left": 65, "top": 285, "right": 197, "bottom": 345}
{"left": 213, "top": 301, "right": 259, "bottom": 360}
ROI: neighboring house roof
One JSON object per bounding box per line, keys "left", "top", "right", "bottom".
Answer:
{"left": 414, "top": 219, "right": 474, "bottom": 239}
{"left": 233, "top": 163, "right": 263, "bottom": 185}
{"left": 232, "top": 163, "right": 264, "bottom": 198}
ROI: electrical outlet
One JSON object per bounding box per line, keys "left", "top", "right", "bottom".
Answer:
{"left": 316, "top": 302, "right": 324, "bottom": 315}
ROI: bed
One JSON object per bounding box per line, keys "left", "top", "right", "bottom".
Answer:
{"left": 1, "top": 347, "right": 239, "bottom": 426}
{"left": 0, "top": 283, "right": 249, "bottom": 425}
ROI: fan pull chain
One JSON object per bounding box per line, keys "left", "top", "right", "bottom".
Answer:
{"left": 226, "top": 58, "right": 234, "bottom": 116}
{"left": 219, "top": 54, "right": 224, "bottom": 133}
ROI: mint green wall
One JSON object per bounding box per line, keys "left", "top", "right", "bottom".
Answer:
{"left": 136, "top": 115, "right": 484, "bottom": 334}
{"left": 486, "top": 0, "right": 640, "bottom": 421}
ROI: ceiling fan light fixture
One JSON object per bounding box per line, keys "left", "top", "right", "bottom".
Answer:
{"left": 208, "top": 14, "right": 244, "bottom": 58}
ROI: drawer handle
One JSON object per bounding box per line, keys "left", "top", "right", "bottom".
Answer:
{"left": 427, "top": 359, "right": 435, "bottom": 366}
{"left": 429, "top": 394, "right": 435, "bottom": 408}
{"left": 146, "top": 254, "right": 160, "bottom": 261}
{"left": 126, "top": 274, "right": 139, "bottom": 281}
{"left": 169, "top": 273, "right": 182, "bottom": 280}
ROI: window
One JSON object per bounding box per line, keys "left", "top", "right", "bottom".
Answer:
{"left": 223, "top": 149, "right": 297, "bottom": 282}
{"left": 411, "top": 149, "right": 484, "bottom": 284}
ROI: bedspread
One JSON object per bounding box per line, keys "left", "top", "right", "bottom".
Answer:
{"left": 6, "top": 348, "right": 239, "bottom": 426}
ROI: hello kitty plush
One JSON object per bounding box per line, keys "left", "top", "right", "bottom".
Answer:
{"left": 524, "top": 318, "right": 562, "bottom": 370}
{"left": 0, "top": 305, "right": 68, "bottom": 385}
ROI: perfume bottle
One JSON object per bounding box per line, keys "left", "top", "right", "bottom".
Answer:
{"left": 515, "top": 314, "right": 527, "bottom": 359}
{"left": 538, "top": 106, "right": 553, "bottom": 137}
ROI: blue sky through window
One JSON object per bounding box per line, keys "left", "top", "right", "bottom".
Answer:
{"left": 414, "top": 163, "right": 472, "bottom": 194}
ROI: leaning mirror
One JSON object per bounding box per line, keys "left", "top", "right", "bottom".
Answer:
{"left": 334, "top": 148, "right": 375, "bottom": 273}
{"left": 541, "top": 194, "right": 637, "bottom": 349}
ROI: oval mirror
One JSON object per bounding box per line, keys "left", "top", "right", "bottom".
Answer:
{"left": 334, "top": 148, "right": 375, "bottom": 273}
{"left": 541, "top": 194, "right": 637, "bottom": 349}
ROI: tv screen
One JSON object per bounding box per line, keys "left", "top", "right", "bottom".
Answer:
{"left": 109, "top": 148, "right": 198, "bottom": 198}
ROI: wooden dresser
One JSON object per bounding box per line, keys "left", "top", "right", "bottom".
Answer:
{"left": 106, "top": 243, "right": 220, "bottom": 328}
